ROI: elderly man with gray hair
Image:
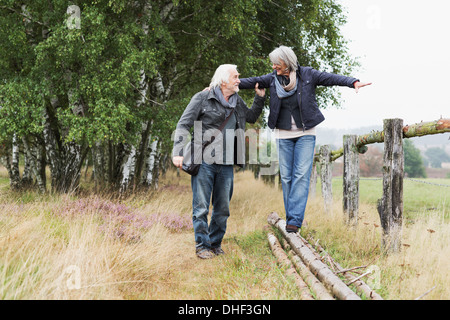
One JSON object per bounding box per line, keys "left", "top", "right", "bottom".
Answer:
{"left": 172, "top": 64, "right": 265, "bottom": 259}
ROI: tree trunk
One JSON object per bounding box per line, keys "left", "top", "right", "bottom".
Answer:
{"left": 21, "top": 145, "right": 34, "bottom": 188}
{"left": 91, "top": 141, "right": 106, "bottom": 191}
{"left": 42, "top": 105, "right": 62, "bottom": 191}
{"left": 42, "top": 104, "right": 86, "bottom": 193}
{"left": 142, "top": 138, "right": 159, "bottom": 187}
{"left": 10, "top": 134, "right": 22, "bottom": 190}
{"left": 21, "top": 136, "right": 46, "bottom": 193}
{"left": 60, "top": 142, "right": 84, "bottom": 193}
{"left": 0, "top": 144, "right": 14, "bottom": 184}
{"left": 120, "top": 144, "right": 137, "bottom": 193}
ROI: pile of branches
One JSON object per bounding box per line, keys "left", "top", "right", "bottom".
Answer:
{"left": 267, "top": 212, "right": 383, "bottom": 300}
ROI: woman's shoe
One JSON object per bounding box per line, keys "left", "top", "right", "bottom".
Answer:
{"left": 285, "top": 224, "right": 299, "bottom": 233}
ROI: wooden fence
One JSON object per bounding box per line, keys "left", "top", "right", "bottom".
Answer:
{"left": 312, "top": 118, "right": 450, "bottom": 253}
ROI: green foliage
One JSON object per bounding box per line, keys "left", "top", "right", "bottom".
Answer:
{"left": 403, "top": 139, "right": 426, "bottom": 178}
{"left": 0, "top": 0, "right": 358, "bottom": 190}
{"left": 0, "top": 78, "right": 45, "bottom": 140}
{"left": 1, "top": 0, "right": 164, "bottom": 147}
{"left": 425, "top": 147, "right": 450, "bottom": 168}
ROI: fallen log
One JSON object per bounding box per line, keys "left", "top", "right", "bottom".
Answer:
{"left": 267, "top": 233, "right": 314, "bottom": 300}
{"left": 304, "top": 233, "right": 383, "bottom": 300}
{"left": 347, "top": 271, "right": 372, "bottom": 286}
{"left": 278, "top": 236, "right": 334, "bottom": 300}
{"left": 287, "top": 250, "right": 335, "bottom": 300}
{"left": 268, "top": 212, "right": 361, "bottom": 300}
{"left": 335, "top": 265, "right": 368, "bottom": 274}
{"left": 414, "top": 286, "right": 436, "bottom": 300}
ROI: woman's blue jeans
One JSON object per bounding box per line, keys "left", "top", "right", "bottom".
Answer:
{"left": 277, "top": 135, "right": 316, "bottom": 228}
{"left": 191, "top": 162, "right": 234, "bottom": 250}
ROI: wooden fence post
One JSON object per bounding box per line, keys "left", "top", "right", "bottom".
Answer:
{"left": 343, "top": 135, "right": 359, "bottom": 226}
{"left": 377, "top": 119, "right": 404, "bottom": 253}
{"left": 309, "top": 161, "right": 317, "bottom": 198}
{"left": 319, "top": 145, "right": 332, "bottom": 214}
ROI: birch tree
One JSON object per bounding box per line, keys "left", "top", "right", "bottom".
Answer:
{"left": 0, "top": 0, "right": 357, "bottom": 193}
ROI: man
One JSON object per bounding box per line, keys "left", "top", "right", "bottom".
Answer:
{"left": 172, "top": 64, "right": 265, "bottom": 259}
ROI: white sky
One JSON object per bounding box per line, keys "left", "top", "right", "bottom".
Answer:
{"left": 320, "top": 0, "right": 450, "bottom": 129}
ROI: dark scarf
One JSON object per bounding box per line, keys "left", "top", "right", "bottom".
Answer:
{"left": 214, "top": 86, "right": 237, "bottom": 117}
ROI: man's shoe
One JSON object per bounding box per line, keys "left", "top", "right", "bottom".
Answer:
{"left": 285, "top": 224, "right": 299, "bottom": 233}
{"left": 196, "top": 247, "right": 215, "bottom": 259}
{"left": 211, "top": 247, "right": 225, "bottom": 256}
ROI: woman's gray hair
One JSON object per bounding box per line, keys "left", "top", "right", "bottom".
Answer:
{"left": 209, "top": 64, "right": 238, "bottom": 88}
{"left": 269, "top": 46, "right": 298, "bottom": 72}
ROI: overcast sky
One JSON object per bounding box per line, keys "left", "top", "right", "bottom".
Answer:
{"left": 320, "top": 0, "right": 450, "bottom": 129}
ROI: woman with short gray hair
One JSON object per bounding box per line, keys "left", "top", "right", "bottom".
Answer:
{"left": 240, "top": 45, "right": 371, "bottom": 233}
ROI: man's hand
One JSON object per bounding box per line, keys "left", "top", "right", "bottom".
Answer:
{"left": 354, "top": 81, "right": 372, "bottom": 93}
{"left": 173, "top": 156, "right": 184, "bottom": 169}
{"left": 255, "top": 83, "right": 265, "bottom": 97}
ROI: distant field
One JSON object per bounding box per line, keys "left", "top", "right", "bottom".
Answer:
{"left": 321, "top": 177, "right": 450, "bottom": 221}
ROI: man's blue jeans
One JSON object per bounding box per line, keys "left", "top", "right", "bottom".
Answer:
{"left": 191, "top": 162, "right": 234, "bottom": 249}
{"left": 277, "top": 135, "right": 316, "bottom": 228}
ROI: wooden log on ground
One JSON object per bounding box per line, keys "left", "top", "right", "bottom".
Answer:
{"left": 343, "top": 135, "right": 359, "bottom": 226}
{"left": 267, "top": 233, "right": 314, "bottom": 300}
{"left": 287, "top": 250, "right": 335, "bottom": 300}
{"left": 303, "top": 233, "right": 383, "bottom": 300}
{"left": 278, "top": 235, "right": 334, "bottom": 300}
{"left": 268, "top": 212, "right": 361, "bottom": 300}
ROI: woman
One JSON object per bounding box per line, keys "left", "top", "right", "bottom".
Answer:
{"left": 239, "top": 46, "right": 371, "bottom": 233}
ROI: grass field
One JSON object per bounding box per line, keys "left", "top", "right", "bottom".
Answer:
{"left": 327, "top": 177, "right": 450, "bottom": 221}
{"left": 0, "top": 167, "right": 449, "bottom": 300}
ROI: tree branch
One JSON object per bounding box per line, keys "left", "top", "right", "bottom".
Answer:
{"left": 0, "top": 5, "right": 46, "bottom": 26}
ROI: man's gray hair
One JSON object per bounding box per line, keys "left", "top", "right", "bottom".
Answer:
{"left": 209, "top": 64, "right": 238, "bottom": 88}
{"left": 269, "top": 46, "right": 298, "bottom": 72}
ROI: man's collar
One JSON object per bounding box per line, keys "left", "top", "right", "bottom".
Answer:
{"left": 207, "top": 87, "right": 218, "bottom": 101}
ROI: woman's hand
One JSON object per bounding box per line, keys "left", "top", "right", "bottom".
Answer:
{"left": 255, "top": 83, "right": 265, "bottom": 97}
{"left": 353, "top": 81, "right": 372, "bottom": 93}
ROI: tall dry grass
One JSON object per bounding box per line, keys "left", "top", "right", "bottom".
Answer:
{"left": 303, "top": 191, "right": 450, "bottom": 300}
{"left": 1, "top": 167, "right": 448, "bottom": 299}
{"left": 0, "top": 169, "right": 299, "bottom": 300}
